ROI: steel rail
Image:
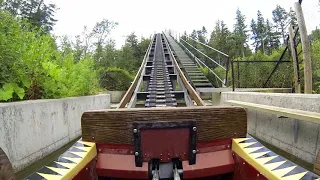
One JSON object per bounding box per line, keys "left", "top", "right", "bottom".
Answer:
{"left": 180, "top": 38, "right": 226, "bottom": 71}
{"left": 163, "top": 33, "right": 205, "bottom": 106}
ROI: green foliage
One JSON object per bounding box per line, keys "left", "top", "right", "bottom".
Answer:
{"left": 0, "top": 10, "right": 101, "bottom": 102}
{"left": 2, "top": 0, "right": 57, "bottom": 32}
{"left": 234, "top": 48, "right": 293, "bottom": 88}
{"left": 312, "top": 40, "right": 320, "bottom": 93}
{"left": 99, "top": 67, "right": 134, "bottom": 91}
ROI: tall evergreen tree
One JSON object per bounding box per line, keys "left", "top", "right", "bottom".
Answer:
{"left": 250, "top": 19, "right": 259, "bottom": 52}
{"left": 197, "top": 26, "right": 207, "bottom": 43}
{"left": 233, "top": 8, "right": 248, "bottom": 58}
{"left": 272, "top": 5, "right": 288, "bottom": 44}
{"left": 251, "top": 11, "right": 267, "bottom": 53}
{"left": 2, "top": 0, "right": 57, "bottom": 32}
{"left": 208, "top": 20, "right": 232, "bottom": 63}
{"left": 265, "top": 19, "right": 281, "bottom": 54}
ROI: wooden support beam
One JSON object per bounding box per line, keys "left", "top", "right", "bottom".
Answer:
{"left": 315, "top": 152, "right": 320, "bottom": 175}
{"left": 294, "top": 2, "right": 313, "bottom": 94}
{"left": 226, "top": 100, "right": 320, "bottom": 124}
{"left": 81, "top": 107, "right": 247, "bottom": 144}
{"left": 288, "top": 26, "right": 301, "bottom": 93}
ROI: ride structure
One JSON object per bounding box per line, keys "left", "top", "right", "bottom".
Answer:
{"left": 12, "top": 33, "right": 320, "bottom": 179}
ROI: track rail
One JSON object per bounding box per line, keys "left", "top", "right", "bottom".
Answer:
{"left": 118, "top": 33, "right": 205, "bottom": 108}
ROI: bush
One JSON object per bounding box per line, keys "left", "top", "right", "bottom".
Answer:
{"left": 0, "top": 11, "right": 100, "bottom": 101}
{"left": 99, "top": 67, "right": 134, "bottom": 91}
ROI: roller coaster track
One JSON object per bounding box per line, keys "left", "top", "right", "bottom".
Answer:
{"left": 119, "top": 33, "right": 206, "bottom": 108}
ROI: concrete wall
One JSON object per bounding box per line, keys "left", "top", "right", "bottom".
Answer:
{"left": 106, "top": 91, "right": 126, "bottom": 103}
{"left": 221, "top": 92, "right": 320, "bottom": 164}
{"left": 0, "top": 94, "right": 110, "bottom": 172}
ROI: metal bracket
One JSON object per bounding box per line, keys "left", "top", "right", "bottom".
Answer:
{"left": 133, "top": 120, "right": 197, "bottom": 167}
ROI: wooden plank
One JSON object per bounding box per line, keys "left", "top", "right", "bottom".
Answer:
{"left": 315, "top": 152, "right": 320, "bottom": 175}
{"left": 81, "top": 106, "right": 247, "bottom": 144}
{"left": 163, "top": 34, "right": 206, "bottom": 106}
{"left": 226, "top": 100, "right": 320, "bottom": 124}
{"left": 295, "top": 2, "right": 313, "bottom": 93}
{"left": 118, "top": 35, "right": 154, "bottom": 108}
{"left": 288, "top": 26, "right": 301, "bottom": 93}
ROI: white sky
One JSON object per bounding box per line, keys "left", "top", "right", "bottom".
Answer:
{"left": 47, "top": 0, "right": 320, "bottom": 49}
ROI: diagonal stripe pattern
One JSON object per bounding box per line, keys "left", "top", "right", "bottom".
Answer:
{"left": 25, "top": 140, "right": 96, "bottom": 180}
{"left": 232, "top": 135, "right": 320, "bottom": 180}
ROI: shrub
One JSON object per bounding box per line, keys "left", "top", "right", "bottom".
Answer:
{"left": 99, "top": 67, "right": 134, "bottom": 91}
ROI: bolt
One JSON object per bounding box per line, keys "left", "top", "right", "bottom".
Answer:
{"left": 92, "top": 136, "right": 95, "bottom": 140}
{"left": 160, "top": 158, "right": 163, "bottom": 161}
{"left": 243, "top": 162, "right": 245, "bottom": 165}
{"left": 192, "top": 150, "right": 197, "bottom": 154}
{"left": 133, "top": 129, "right": 138, "bottom": 133}
{"left": 135, "top": 152, "right": 139, "bottom": 156}
{"left": 144, "top": 153, "right": 147, "bottom": 156}
{"left": 193, "top": 127, "right": 197, "bottom": 131}
{"left": 86, "top": 167, "right": 88, "bottom": 171}
{"left": 257, "top": 174, "right": 260, "bottom": 177}
{"left": 227, "top": 145, "right": 230, "bottom": 148}
{"left": 168, "top": 153, "right": 170, "bottom": 156}
{"left": 160, "top": 154, "right": 163, "bottom": 156}
{"left": 98, "top": 149, "right": 102, "bottom": 152}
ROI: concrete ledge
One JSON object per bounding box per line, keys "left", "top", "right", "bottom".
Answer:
{"left": 0, "top": 94, "right": 110, "bottom": 172}
{"left": 106, "top": 91, "right": 126, "bottom": 103}
{"left": 221, "top": 92, "right": 320, "bottom": 164}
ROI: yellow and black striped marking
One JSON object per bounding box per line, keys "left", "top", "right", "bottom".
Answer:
{"left": 232, "top": 135, "right": 320, "bottom": 180}
{"left": 25, "top": 140, "right": 96, "bottom": 180}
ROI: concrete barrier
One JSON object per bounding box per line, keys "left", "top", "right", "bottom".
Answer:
{"left": 106, "top": 91, "right": 126, "bottom": 103}
{"left": 0, "top": 94, "right": 110, "bottom": 172}
{"left": 221, "top": 92, "right": 320, "bottom": 164}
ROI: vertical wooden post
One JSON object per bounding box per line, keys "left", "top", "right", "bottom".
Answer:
{"left": 294, "top": 2, "right": 313, "bottom": 93}
{"left": 288, "top": 26, "right": 301, "bottom": 93}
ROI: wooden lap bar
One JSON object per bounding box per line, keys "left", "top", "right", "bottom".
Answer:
{"left": 81, "top": 106, "right": 247, "bottom": 144}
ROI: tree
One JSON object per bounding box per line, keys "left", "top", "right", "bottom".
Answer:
{"left": 310, "top": 28, "right": 320, "bottom": 42}
{"left": 233, "top": 8, "right": 248, "bottom": 58}
{"left": 251, "top": 19, "right": 259, "bottom": 51}
{"left": 251, "top": 11, "right": 267, "bottom": 53}
{"left": 272, "top": 5, "right": 288, "bottom": 44}
{"left": 288, "top": 7, "right": 298, "bottom": 27}
{"left": 92, "top": 19, "right": 118, "bottom": 46}
{"left": 208, "top": 20, "right": 232, "bottom": 63}
{"left": 3, "top": 0, "right": 58, "bottom": 32}
{"left": 264, "top": 19, "right": 281, "bottom": 54}
{"left": 197, "top": 26, "right": 207, "bottom": 43}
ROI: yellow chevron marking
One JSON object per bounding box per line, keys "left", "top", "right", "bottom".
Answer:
{"left": 272, "top": 166, "right": 296, "bottom": 178}
{"left": 264, "top": 161, "right": 286, "bottom": 171}
{"left": 255, "top": 156, "right": 278, "bottom": 165}
{"left": 238, "top": 142, "right": 257, "bottom": 148}
{"left": 250, "top": 151, "right": 270, "bottom": 159}
{"left": 281, "top": 172, "right": 307, "bottom": 180}
{"left": 243, "top": 147, "right": 263, "bottom": 154}
{"left": 233, "top": 138, "right": 252, "bottom": 143}
{"left": 37, "top": 173, "right": 62, "bottom": 180}
{"left": 69, "top": 151, "right": 86, "bottom": 158}
{"left": 73, "top": 146, "right": 90, "bottom": 152}
{"left": 63, "top": 157, "right": 82, "bottom": 163}
{"left": 47, "top": 166, "right": 69, "bottom": 176}
{"left": 54, "top": 161, "right": 76, "bottom": 169}
{"left": 77, "top": 140, "right": 94, "bottom": 147}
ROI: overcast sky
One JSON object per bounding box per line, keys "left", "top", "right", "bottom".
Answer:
{"left": 46, "top": 0, "right": 320, "bottom": 49}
